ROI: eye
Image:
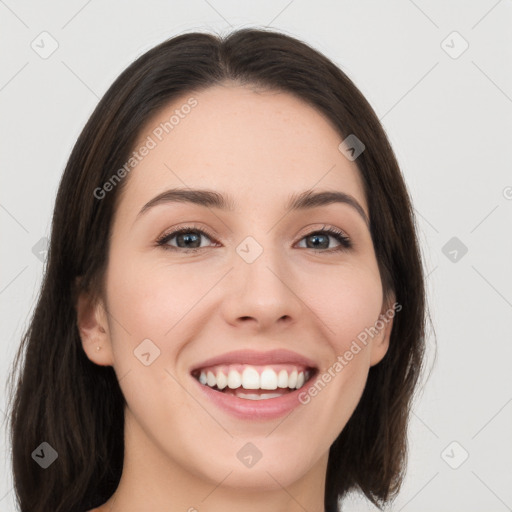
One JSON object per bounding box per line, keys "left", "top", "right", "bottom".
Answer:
{"left": 296, "top": 225, "right": 352, "bottom": 252}
{"left": 156, "top": 224, "right": 352, "bottom": 253}
{"left": 156, "top": 225, "right": 218, "bottom": 253}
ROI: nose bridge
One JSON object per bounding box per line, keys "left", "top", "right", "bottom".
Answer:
{"left": 223, "top": 230, "right": 301, "bottom": 326}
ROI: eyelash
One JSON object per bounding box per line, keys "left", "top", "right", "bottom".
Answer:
{"left": 155, "top": 224, "right": 352, "bottom": 254}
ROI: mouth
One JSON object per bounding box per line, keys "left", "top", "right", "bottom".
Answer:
{"left": 191, "top": 364, "right": 316, "bottom": 400}
{"left": 189, "top": 349, "right": 318, "bottom": 419}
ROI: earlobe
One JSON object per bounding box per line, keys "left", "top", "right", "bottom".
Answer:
{"left": 75, "top": 285, "right": 114, "bottom": 367}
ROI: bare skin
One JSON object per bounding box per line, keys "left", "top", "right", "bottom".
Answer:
{"left": 78, "top": 83, "right": 394, "bottom": 512}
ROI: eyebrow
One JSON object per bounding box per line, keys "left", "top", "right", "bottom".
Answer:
{"left": 136, "top": 187, "right": 369, "bottom": 226}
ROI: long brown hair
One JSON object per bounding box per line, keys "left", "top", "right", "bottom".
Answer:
{"left": 6, "top": 27, "right": 428, "bottom": 512}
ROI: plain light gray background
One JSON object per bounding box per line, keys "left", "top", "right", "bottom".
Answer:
{"left": 1, "top": 1, "right": 511, "bottom": 511}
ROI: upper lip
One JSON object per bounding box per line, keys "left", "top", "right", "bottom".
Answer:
{"left": 190, "top": 349, "right": 318, "bottom": 372}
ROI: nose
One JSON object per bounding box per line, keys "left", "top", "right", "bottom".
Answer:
{"left": 220, "top": 243, "right": 303, "bottom": 332}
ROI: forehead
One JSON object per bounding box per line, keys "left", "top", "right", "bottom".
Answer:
{"left": 116, "top": 84, "right": 367, "bottom": 219}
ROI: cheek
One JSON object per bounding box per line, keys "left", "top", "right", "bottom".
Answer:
{"left": 103, "top": 255, "right": 221, "bottom": 404}
{"left": 103, "top": 259, "right": 201, "bottom": 433}
{"left": 106, "top": 255, "right": 214, "bottom": 341}
{"left": 310, "top": 262, "right": 384, "bottom": 352}
{"left": 303, "top": 264, "right": 383, "bottom": 426}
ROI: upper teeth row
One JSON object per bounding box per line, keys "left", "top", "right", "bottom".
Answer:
{"left": 197, "top": 367, "right": 310, "bottom": 390}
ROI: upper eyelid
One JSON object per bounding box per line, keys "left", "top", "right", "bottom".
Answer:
{"left": 157, "top": 224, "right": 350, "bottom": 247}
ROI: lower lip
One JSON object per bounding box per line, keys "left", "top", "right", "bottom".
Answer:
{"left": 191, "top": 376, "right": 312, "bottom": 420}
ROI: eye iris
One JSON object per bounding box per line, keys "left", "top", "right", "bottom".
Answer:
{"left": 307, "top": 233, "right": 328, "bottom": 249}
{"left": 178, "top": 232, "right": 201, "bottom": 248}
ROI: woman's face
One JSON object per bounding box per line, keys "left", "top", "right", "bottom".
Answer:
{"left": 80, "top": 83, "right": 393, "bottom": 493}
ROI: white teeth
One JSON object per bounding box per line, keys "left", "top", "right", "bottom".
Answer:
{"left": 277, "top": 369, "right": 288, "bottom": 388}
{"left": 260, "top": 368, "right": 278, "bottom": 390}
{"left": 242, "top": 367, "right": 260, "bottom": 389}
{"left": 227, "top": 369, "right": 242, "bottom": 389}
{"left": 216, "top": 370, "right": 227, "bottom": 390}
{"left": 288, "top": 370, "right": 298, "bottom": 388}
{"left": 234, "top": 391, "right": 284, "bottom": 400}
{"left": 196, "top": 365, "right": 312, "bottom": 391}
{"left": 206, "top": 371, "right": 216, "bottom": 387}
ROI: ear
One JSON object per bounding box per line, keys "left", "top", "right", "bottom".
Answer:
{"left": 369, "top": 293, "right": 398, "bottom": 367}
{"left": 75, "top": 279, "right": 114, "bottom": 366}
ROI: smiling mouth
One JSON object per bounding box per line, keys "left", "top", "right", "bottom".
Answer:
{"left": 191, "top": 364, "right": 317, "bottom": 400}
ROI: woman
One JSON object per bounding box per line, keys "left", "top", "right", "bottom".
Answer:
{"left": 7, "top": 27, "right": 427, "bottom": 512}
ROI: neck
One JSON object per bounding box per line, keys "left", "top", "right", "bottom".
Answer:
{"left": 101, "top": 408, "right": 328, "bottom": 512}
